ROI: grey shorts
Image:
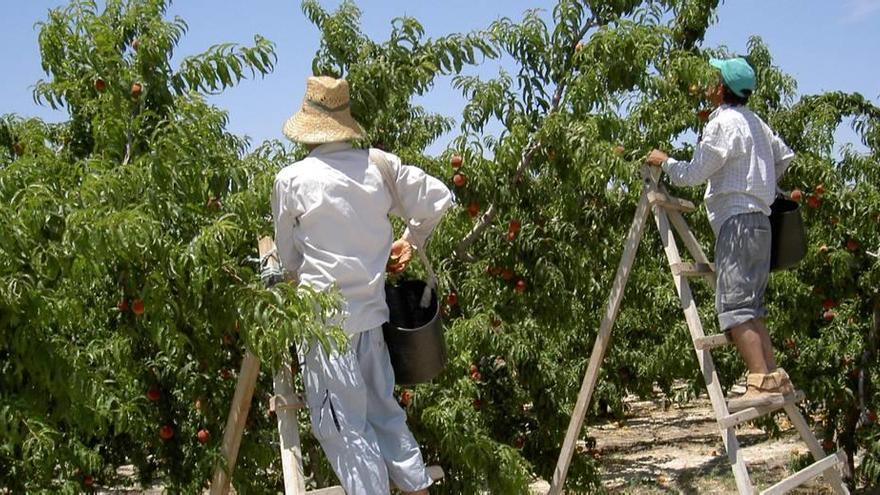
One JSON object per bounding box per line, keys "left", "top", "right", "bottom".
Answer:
{"left": 715, "top": 212, "right": 771, "bottom": 331}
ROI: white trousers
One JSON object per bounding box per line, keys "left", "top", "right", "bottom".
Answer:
{"left": 301, "top": 326, "right": 432, "bottom": 494}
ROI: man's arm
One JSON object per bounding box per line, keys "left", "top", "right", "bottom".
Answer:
{"left": 648, "top": 121, "right": 732, "bottom": 186}
{"left": 271, "top": 173, "right": 304, "bottom": 279}
{"left": 388, "top": 156, "right": 454, "bottom": 249}
{"left": 771, "top": 134, "right": 795, "bottom": 179}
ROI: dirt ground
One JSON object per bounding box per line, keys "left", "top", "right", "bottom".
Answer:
{"left": 569, "top": 387, "right": 856, "bottom": 494}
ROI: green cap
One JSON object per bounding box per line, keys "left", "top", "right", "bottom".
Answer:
{"left": 709, "top": 57, "right": 756, "bottom": 97}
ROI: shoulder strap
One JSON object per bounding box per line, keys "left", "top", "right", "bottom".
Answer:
{"left": 369, "top": 149, "right": 438, "bottom": 302}
{"left": 370, "top": 148, "right": 403, "bottom": 215}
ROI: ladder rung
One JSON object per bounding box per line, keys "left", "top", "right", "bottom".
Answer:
{"left": 759, "top": 452, "right": 843, "bottom": 495}
{"left": 719, "top": 391, "right": 805, "bottom": 430}
{"left": 308, "top": 486, "right": 345, "bottom": 495}
{"left": 269, "top": 394, "right": 305, "bottom": 413}
{"left": 671, "top": 262, "right": 715, "bottom": 277}
{"left": 648, "top": 191, "right": 696, "bottom": 212}
{"left": 694, "top": 333, "right": 731, "bottom": 350}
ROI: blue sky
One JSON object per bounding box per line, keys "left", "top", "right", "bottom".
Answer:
{"left": 2, "top": 1, "right": 878, "bottom": 154}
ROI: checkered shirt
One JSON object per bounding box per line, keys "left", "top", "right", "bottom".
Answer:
{"left": 663, "top": 105, "right": 795, "bottom": 234}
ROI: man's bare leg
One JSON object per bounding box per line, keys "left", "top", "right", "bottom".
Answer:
{"left": 729, "top": 318, "right": 772, "bottom": 374}
{"left": 754, "top": 318, "right": 777, "bottom": 371}
{"left": 728, "top": 318, "right": 790, "bottom": 411}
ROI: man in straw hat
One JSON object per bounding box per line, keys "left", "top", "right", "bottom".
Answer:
{"left": 647, "top": 57, "right": 796, "bottom": 412}
{"left": 272, "top": 76, "right": 452, "bottom": 494}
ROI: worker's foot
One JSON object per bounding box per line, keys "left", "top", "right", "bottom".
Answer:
{"left": 728, "top": 370, "right": 791, "bottom": 412}
{"left": 773, "top": 367, "right": 796, "bottom": 395}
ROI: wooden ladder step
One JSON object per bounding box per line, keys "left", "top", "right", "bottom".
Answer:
{"left": 308, "top": 486, "right": 345, "bottom": 495}
{"left": 719, "top": 391, "right": 805, "bottom": 430}
{"left": 277, "top": 441, "right": 441, "bottom": 495}
{"left": 759, "top": 451, "right": 844, "bottom": 495}
{"left": 269, "top": 393, "right": 305, "bottom": 413}
{"left": 694, "top": 333, "right": 731, "bottom": 350}
{"left": 671, "top": 262, "right": 715, "bottom": 277}
{"left": 648, "top": 191, "right": 696, "bottom": 213}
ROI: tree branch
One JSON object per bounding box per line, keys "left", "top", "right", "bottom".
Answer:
{"left": 455, "top": 17, "right": 596, "bottom": 261}
{"left": 122, "top": 103, "right": 138, "bottom": 166}
{"left": 858, "top": 296, "right": 880, "bottom": 426}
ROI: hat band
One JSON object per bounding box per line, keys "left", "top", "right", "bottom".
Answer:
{"left": 304, "top": 99, "right": 350, "bottom": 113}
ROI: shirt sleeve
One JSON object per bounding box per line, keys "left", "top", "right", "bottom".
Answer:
{"left": 271, "top": 173, "right": 304, "bottom": 277}
{"left": 662, "top": 120, "right": 732, "bottom": 187}
{"left": 385, "top": 154, "right": 454, "bottom": 248}
{"left": 771, "top": 133, "right": 795, "bottom": 179}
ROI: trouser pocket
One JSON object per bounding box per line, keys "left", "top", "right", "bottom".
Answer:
{"left": 311, "top": 388, "right": 342, "bottom": 441}
{"left": 302, "top": 336, "right": 368, "bottom": 442}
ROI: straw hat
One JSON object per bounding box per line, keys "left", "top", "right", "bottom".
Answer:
{"left": 282, "top": 76, "right": 365, "bottom": 144}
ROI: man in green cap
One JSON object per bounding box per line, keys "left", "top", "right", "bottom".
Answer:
{"left": 646, "top": 57, "right": 797, "bottom": 411}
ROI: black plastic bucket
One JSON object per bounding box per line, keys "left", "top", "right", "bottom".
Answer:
{"left": 383, "top": 279, "right": 447, "bottom": 385}
{"left": 769, "top": 196, "right": 807, "bottom": 271}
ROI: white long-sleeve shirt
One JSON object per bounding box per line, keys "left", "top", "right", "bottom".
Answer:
{"left": 663, "top": 105, "right": 795, "bottom": 234}
{"left": 271, "top": 142, "right": 453, "bottom": 334}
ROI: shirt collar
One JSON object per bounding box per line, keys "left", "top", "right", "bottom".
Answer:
{"left": 309, "top": 141, "right": 354, "bottom": 156}
{"left": 709, "top": 104, "right": 729, "bottom": 120}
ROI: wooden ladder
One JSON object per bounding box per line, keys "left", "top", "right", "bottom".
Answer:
{"left": 209, "top": 237, "right": 444, "bottom": 495}
{"left": 546, "top": 166, "right": 850, "bottom": 495}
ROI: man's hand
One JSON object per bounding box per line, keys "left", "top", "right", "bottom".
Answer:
{"left": 387, "top": 239, "right": 413, "bottom": 274}
{"left": 646, "top": 149, "right": 669, "bottom": 167}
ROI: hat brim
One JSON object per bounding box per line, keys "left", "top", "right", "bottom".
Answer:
{"left": 282, "top": 106, "right": 365, "bottom": 144}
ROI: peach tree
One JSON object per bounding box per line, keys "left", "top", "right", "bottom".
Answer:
{"left": 0, "top": 0, "right": 342, "bottom": 492}
{"left": 310, "top": 1, "right": 879, "bottom": 493}
{"left": 0, "top": 0, "right": 492, "bottom": 492}
{"left": 766, "top": 90, "right": 880, "bottom": 485}
{"left": 2, "top": 0, "right": 878, "bottom": 493}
